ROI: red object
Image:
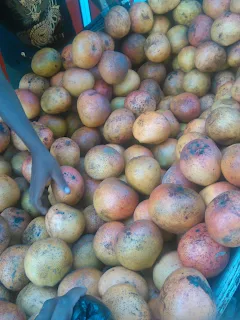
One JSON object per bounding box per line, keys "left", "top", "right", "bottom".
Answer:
{"left": 89, "top": 0, "right": 100, "bottom": 19}
{"left": 0, "top": 52, "right": 9, "bottom": 80}
{"left": 66, "top": 0, "right": 83, "bottom": 34}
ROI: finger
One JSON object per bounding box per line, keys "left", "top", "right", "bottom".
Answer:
{"left": 35, "top": 298, "right": 58, "bottom": 320}
{"left": 52, "top": 287, "right": 87, "bottom": 320}
{"left": 52, "top": 166, "right": 71, "bottom": 195}
{"left": 29, "top": 170, "right": 48, "bottom": 215}
{"left": 29, "top": 184, "right": 47, "bottom": 215}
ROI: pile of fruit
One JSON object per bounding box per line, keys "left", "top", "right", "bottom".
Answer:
{"left": 0, "top": 0, "right": 240, "bottom": 319}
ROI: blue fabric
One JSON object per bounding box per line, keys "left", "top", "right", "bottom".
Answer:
{"left": 0, "top": 24, "right": 35, "bottom": 88}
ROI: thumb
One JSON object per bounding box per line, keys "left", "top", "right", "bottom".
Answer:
{"left": 65, "top": 287, "right": 87, "bottom": 303}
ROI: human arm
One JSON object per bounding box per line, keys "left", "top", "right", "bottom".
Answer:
{"left": 0, "top": 69, "right": 70, "bottom": 214}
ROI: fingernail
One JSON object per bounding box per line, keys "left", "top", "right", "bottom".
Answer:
{"left": 64, "top": 186, "right": 71, "bottom": 194}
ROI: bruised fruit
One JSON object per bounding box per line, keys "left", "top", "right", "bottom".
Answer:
{"left": 180, "top": 138, "right": 222, "bottom": 186}
{"left": 77, "top": 90, "right": 111, "bottom": 128}
{"left": 63, "top": 68, "right": 95, "bottom": 97}
{"left": 129, "top": 2, "right": 154, "bottom": 34}
{"left": 98, "top": 266, "right": 148, "bottom": 300}
{"left": 98, "top": 51, "right": 129, "bottom": 85}
{"left": 211, "top": 12, "right": 240, "bottom": 46}
{"left": 38, "top": 115, "right": 67, "bottom": 138}
{"left": 50, "top": 71, "right": 64, "bottom": 87}
{"left": 16, "top": 283, "right": 57, "bottom": 317}
{"left": 138, "top": 61, "right": 166, "bottom": 84}
{"left": 139, "top": 79, "right": 163, "bottom": 104}
{"left": 72, "top": 31, "right": 103, "bottom": 69}
{"left": 124, "top": 145, "right": 154, "bottom": 164}
{"left": 153, "top": 251, "right": 182, "bottom": 290}
{"left": 200, "top": 181, "right": 238, "bottom": 205}
{"left": 121, "top": 34, "right": 146, "bottom": 65}
{"left": 93, "top": 221, "right": 124, "bottom": 266}
{"left": 144, "top": 33, "right": 171, "bottom": 63}
{"left": 126, "top": 156, "right": 161, "bottom": 195}
{"left": 184, "top": 119, "right": 206, "bottom": 135}
{"left": 195, "top": 41, "right": 227, "bottom": 72}
{"left": 151, "top": 138, "right": 177, "bottom": 169}
{"left": 148, "top": 0, "right": 180, "bottom": 14}
{"left": 113, "top": 70, "right": 140, "bottom": 97}
{"left": 15, "top": 89, "right": 40, "bottom": 119}
{"left": 151, "top": 15, "right": 171, "bottom": 34}
{"left": 103, "top": 284, "right": 151, "bottom": 320}
{"left": 163, "top": 70, "right": 185, "bottom": 96}
{"left": 41, "top": 87, "right": 72, "bottom": 114}
{"left": 125, "top": 90, "right": 156, "bottom": 116}
{"left": 173, "top": 0, "right": 202, "bottom": 26}
{"left": 51, "top": 166, "right": 84, "bottom": 205}
{"left": 167, "top": 25, "right": 189, "bottom": 55}
{"left": 205, "top": 190, "right": 240, "bottom": 247}
{"left": 170, "top": 92, "right": 201, "bottom": 123}
{"left": 58, "top": 268, "right": 102, "bottom": 297}
{"left": 149, "top": 183, "right": 205, "bottom": 234}
{"left": 0, "top": 176, "right": 20, "bottom": 212}
{"left": 31, "top": 48, "right": 62, "bottom": 77}
{"left": 22, "top": 216, "right": 49, "bottom": 245}
{"left": 21, "top": 189, "right": 40, "bottom": 218}
{"left": 0, "top": 245, "right": 29, "bottom": 291}
{"left": 0, "top": 216, "right": 11, "bottom": 255}
{"left": 22, "top": 155, "right": 33, "bottom": 183}
{"left": 178, "top": 223, "right": 230, "bottom": 278}
{"left": 50, "top": 137, "right": 80, "bottom": 167}
{"left": 0, "top": 282, "right": 10, "bottom": 301}
{"left": 96, "top": 31, "right": 115, "bottom": 51}
{"left": 72, "top": 234, "right": 103, "bottom": 270}
{"left": 178, "top": 46, "right": 196, "bottom": 72}
{"left": 103, "top": 108, "right": 135, "bottom": 144}
{"left": 24, "top": 238, "right": 73, "bottom": 287}
{"left": 221, "top": 144, "right": 240, "bottom": 187}
{"left": 0, "top": 301, "right": 26, "bottom": 320}
{"left": 84, "top": 145, "right": 124, "bottom": 180}
{"left": 183, "top": 69, "right": 211, "bottom": 97}
{"left": 116, "top": 220, "right": 163, "bottom": 271}
{"left": 0, "top": 122, "right": 10, "bottom": 153}
{"left": 206, "top": 108, "right": 240, "bottom": 145}
{"left": 1, "top": 207, "right": 32, "bottom": 245}
{"left": 94, "top": 79, "right": 113, "bottom": 100}
{"left": 81, "top": 174, "right": 101, "bottom": 207}
{"left": 66, "top": 113, "right": 82, "bottom": 137}
{"left": 93, "top": 177, "right": 139, "bottom": 221}
{"left": 133, "top": 200, "right": 152, "bottom": 222}
{"left": 162, "top": 161, "right": 198, "bottom": 191}
{"left": 0, "top": 156, "right": 11, "bottom": 176}
{"left": 176, "top": 132, "right": 207, "bottom": 159}
{"left": 46, "top": 204, "right": 85, "bottom": 243}
{"left": 133, "top": 111, "right": 170, "bottom": 144}
{"left": 188, "top": 14, "right": 213, "bottom": 47}
{"left": 72, "top": 127, "right": 101, "bottom": 155}
{"left": 159, "top": 267, "right": 216, "bottom": 320}
{"left": 83, "top": 205, "right": 105, "bottom": 234}
{"left": 19, "top": 73, "right": 49, "bottom": 97}
{"left": 104, "top": 6, "right": 131, "bottom": 39}
{"left": 61, "top": 44, "right": 75, "bottom": 69}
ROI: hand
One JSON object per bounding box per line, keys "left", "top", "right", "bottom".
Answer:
{"left": 36, "top": 287, "right": 87, "bottom": 320}
{"left": 29, "top": 147, "right": 70, "bottom": 215}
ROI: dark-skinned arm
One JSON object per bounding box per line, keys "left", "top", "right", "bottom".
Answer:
{"left": 0, "top": 69, "right": 70, "bottom": 214}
